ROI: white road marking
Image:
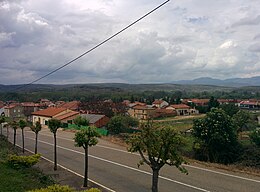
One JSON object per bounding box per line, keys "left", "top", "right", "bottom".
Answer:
{"left": 13, "top": 143, "right": 116, "bottom": 192}
{"left": 185, "top": 164, "right": 260, "bottom": 184}
{"left": 18, "top": 130, "right": 260, "bottom": 184}
{"left": 26, "top": 137, "right": 210, "bottom": 192}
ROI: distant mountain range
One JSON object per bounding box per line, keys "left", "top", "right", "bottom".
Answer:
{"left": 0, "top": 76, "right": 259, "bottom": 94}
{"left": 172, "top": 76, "right": 260, "bottom": 87}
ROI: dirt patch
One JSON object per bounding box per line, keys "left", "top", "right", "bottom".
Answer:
{"left": 101, "top": 135, "right": 128, "bottom": 148}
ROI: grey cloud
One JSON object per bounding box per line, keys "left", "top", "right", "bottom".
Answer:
{"left": 1, "top": 0, "right": 260, "bottom": 84}
{"left": 249, "top": 43, "right": 260, "bottom": 52}
{"left": 253, "top": 34, "right": 260, "bottom": 40}
{"left": 232, "top": 15, "right": 260, "bottom": 27}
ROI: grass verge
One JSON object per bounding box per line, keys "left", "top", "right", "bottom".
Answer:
{"left": 0, "top": 135, "right": 54, "bottom": 192}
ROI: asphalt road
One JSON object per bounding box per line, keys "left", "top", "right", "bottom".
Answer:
{"left": 3, "top": 128, "right": 260, "bottom": 192}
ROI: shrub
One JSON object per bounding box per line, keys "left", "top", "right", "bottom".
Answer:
{"left": 27, "top": 184, "right": 101, "bottom": 192}
{"left": 236, "top": 146, "right": 260, "bottom": 168}
{"left": 7, "top": 154, "right": 41, "bottom": 169}
{"left": 250, "top": 129, "right": 260, "bottom": 147}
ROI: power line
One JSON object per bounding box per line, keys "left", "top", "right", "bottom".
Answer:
{"left": 16, "top": 0, "right": 170, "bottom": 90}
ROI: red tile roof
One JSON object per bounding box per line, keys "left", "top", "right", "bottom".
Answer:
{"left": 133, "top": 105, "right": 155, "bottom": 110}
{"left": 21, "top": 102, "right": 40, "bottom": 107}
{"left": 240, "top": 101, "right": 259, "bottom": 105}
{"left": 58, "top": 101, "right": 80, "bottom": 110}
{"left": 32, "top": 107, "right": 67, "bottom": 117}
{"left": 155, "top": 108, "right": 176, "bottom": 114}
{"left": 4, "top": 103, "right": 20, "bottom": 109}
{"left": 169, "top": 104, "right": 191, "bottom": 109}
{"left": 55, "top": 111, "right": 79, "bottom": 121}
{"left": 152, "top": 100, "right": 164, "bottom": 105}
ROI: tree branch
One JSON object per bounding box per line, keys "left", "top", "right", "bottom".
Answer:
{"left": 138, "top": 149, "right": 151, "bottom": 166}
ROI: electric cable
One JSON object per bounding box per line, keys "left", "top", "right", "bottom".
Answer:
{"left": 15, "top": 0, "right": 170, "bottom": 90}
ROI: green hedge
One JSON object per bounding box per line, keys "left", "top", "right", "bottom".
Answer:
{"left": 7, "top": 154, "right": 41, "bottom": 169}
{"left": 27, "top": 184, "right": 101, "bottom": 192}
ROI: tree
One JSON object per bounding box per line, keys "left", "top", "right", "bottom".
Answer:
{"left": 48, "top": 118, "right": 61, "bottom": 171}
{"left": 74, "top": 126, "right": 100, "bottom": 187}
{"left": 250, "top": 129, "right": 260, "bottom": 147}
{"left": 73, "top": 116, "right": 89, "bottom": 128}
{"left": 193, "top": 108, "right": 239, "bottom": 164}
{"left": 0, "top": 116, "right": 5, "bottom": 136}
{"left": 107, "top": 115, "right": 139, "bottom": 134}
{"left": 30, "top": 121, "right": 42, "bottom": 154}
{"left": 208, "top": 96, "right": 219, "bottom": 111}
{"left": 219, "top": 103, "right": 239, "bottom": 117}
{"left": 232, "top": 110, "right": 251, "bottom": 137}
{"left": 10, "top": 121, "right": 19, "bottom": 147}
{"left": 19, "top": 119, "right": 27, "bottom": 153}
{"left": 127, "top": 123, "right": 187, "bottom": 192}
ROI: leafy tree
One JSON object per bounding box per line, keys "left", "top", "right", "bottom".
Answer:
{"left": 219, "top": 103, "right": 239, "bottom": 117}
{"left": 193, "top": 108, "right": 239, "bottom": 164}
{"left": 48, "top": 119, "right": 61, "bottom": 171}
{"left": 127, "top": 123, "right": 187, "bottom": 192}
{"left": 0, "top": 116, "right": 5, "bottom": 136}
{"left": 130, "top": 95, "right": 135, "bottom": 103}
{"left": 250, "top": 129, "right": 260, "bottom": 147}
{"left": 10, "top": 121, "right": 19, "bottom": 147}
{"left": 73, "top": 116, "right": 89, "bottom": 128}
{"left": 232, "top": 110, "right": 251, "bottom": 137}
{"left": 74, "top": 126, "right": 100, "bottom": 187}
{"left": 19, "top": 119, "right": 27, "bottom": 153}
{"left": 30, "top": 121, "right": 42, "bottom": 154}
{"left": 107, "top": 115, "right": 139, "bottom": 134}
{"left": 208, "top": 96, "right": 219, "bottom": 111}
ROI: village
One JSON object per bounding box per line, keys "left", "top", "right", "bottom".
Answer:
{"left": 1, "top": 98, "right": 260, "bottom": 130}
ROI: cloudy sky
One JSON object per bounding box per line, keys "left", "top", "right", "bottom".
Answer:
{"left": 0, "top": 0, "right": 260, "bottom": 85}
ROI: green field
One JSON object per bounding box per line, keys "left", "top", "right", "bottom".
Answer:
{"left": 153, "top": 115, "right": 205, "bottom": 132}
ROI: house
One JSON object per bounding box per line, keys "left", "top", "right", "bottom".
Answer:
{"left": 166, "top": 104, "right": 198, "bottom": 116}
{"left": 4, "top": 104, "right": 24, "bottom": 120}
{"left": 153, "top": 108, "right": 176, "bottom": 118}
{"left": 0, "top": 107, "right": 5, "bottom": 116}
{"left": 152, "top": 100, "right": 169, "bottom": 108}
{"left": 55, "top": 111, "right": 80, "bottom": 123}
{"left": 31, "top": 107, "right": 79, "bottom": 126}
{"left": 239, "top": 100, "right": 260, "bottom": 110}
{"left": 80, "top": 114, "right": 110, "bottom": 128}
{"left": 0, "top": 101, "right": 4, "bottom": 108}
{"left": 129, "top": 104, "right": 156, "bottom": 120}
{"left": 39, "top": 99, "right": 55, "bottom": 108}
{"left": 183, "top": 99, "right": 209, "bottom": 106}
{"left": 57, "top": 101, "right": 80, "bottom": 111}
{"left": 21, "top": 102, "right": 41, "bottom": 120}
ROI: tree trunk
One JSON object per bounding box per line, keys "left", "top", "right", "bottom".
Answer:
{"left": 22, "top": 129, "right": 25, "bottom": 153}
{"left": 35, "top": 133, "right": 38, "bottom": 154}
{"left": 83, "top": 147, "right": 89, "bottom": 187}
{"left": 13, "top": 129, "right": 16, "bottom": 147}
{"left": 54, "top": 132, "right": 57, "bottom": 171}
{"left": 0, "top": 124, "right": 2, "bottom": 136}
{"left": 152, "top": 168, "right": 159, "bottom": 192}
{"left": 7, "top": 126, "right": 9, "bottom": 140}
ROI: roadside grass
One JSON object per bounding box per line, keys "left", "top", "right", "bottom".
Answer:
{"left": 0, "top": 135, "right": 54, "bottom": 192}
